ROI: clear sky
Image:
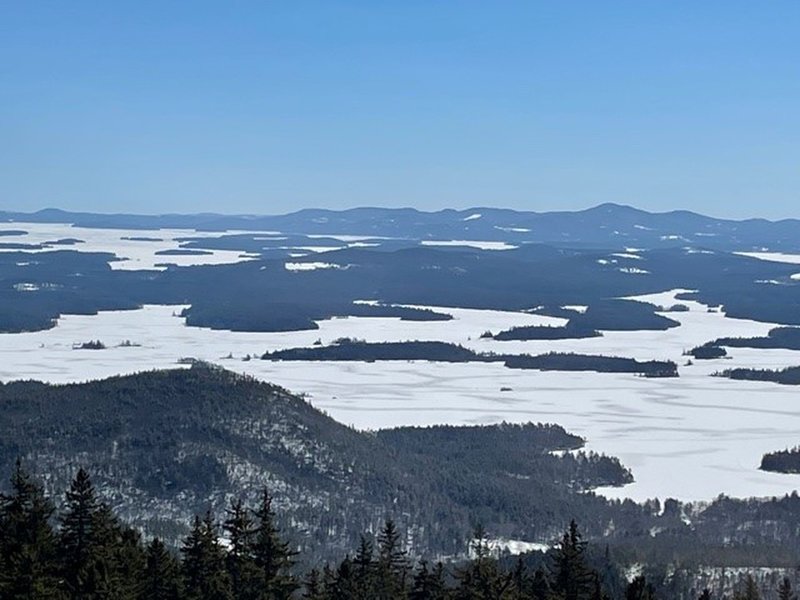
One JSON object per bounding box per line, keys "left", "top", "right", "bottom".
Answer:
{"left": 1, "top": 1, "right": 798, "bottom": 218}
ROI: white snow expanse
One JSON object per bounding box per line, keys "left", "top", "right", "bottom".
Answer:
{"left": 0, "top": 222, "right": 263, "bottom": 270}
{"left": 0, "top": 223, "right": 370, "bottom": 270}
{"left": 284, "top": 262, "right": 349, "bottom": 272}
{"left": 2, "top": 225, "right": 800, "bottom": 503}
{"left": 735, "top": 251, "right": 800, "bottom": 265}
{"left": 420, "top": 240, "right": 518, "bottom": 250}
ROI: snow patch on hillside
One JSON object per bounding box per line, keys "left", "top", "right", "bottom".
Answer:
{"left": 612, "top": 253, "right": 642, "bottom": 260}
{"left": 561, "top": 305, "right": 588, "bottom": 314}
{"left": 421, "top": 240, "right": 518, "bottom": 250}
{"left": 736, "top": 251, "right": 800, "bottom": 265}
{"left": 284, "top": 262, "right": 349, "bottom": 272}
{"left": 494, "top": 226, "right": 531, "bottom": 233}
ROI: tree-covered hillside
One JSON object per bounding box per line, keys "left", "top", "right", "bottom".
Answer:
{"left": 2, "top": 365, "right": 800, "bottom": 572}
{"left": 0, "top": 365, "right": 631, "bottom": 561}
{"left": 1, "top": 456, "right": 797, "bottom": 599}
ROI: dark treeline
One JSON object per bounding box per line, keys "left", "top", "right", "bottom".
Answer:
{"left": 261, "top": 340, "right": 678, "bottom": 377}
{"left": 761, "top": 447, "right": 800, "bottom": 474}
{"left": 717, "top": 367, "right": 800, "bottom": 386}
{"left": 709, "top": 327, "right": 800, "bottom": 351}
{"left": 488, "top": 323, "right": 602, "bottom": 342}
{"left": 504, "top": 354, "right": 678, "bottom": 378}
{"left": 183, "top": 303, "right": 453, "bottom": 333}
{"left": 686, "top": 344, "right": 728, "bottom": 360}
{"left": 5, "top": 463, "right": 785, "bottom": 600}
{"left": 0, "top": 463, "right": 296, "bottom": 600}
{"left": 345, "top": 304, "right": 453, "bottom": 322}
{"left": 567, "top": 301, "right": 680, "bottom": 333}
{"left": 262, "top": 339, "right": 480, "bottom": 362}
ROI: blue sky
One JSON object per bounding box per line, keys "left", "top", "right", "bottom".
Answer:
{"left": 1, "top": 1, "right": 798, "bottom": 218}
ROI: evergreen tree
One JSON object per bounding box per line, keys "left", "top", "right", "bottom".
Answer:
{"left": 302, "top": 568, "right": 325, "bottom": 600}
{"left": 431, "top": 563, "right": 448, "bottom": 599}
{"left": 411, "top": 560, "right": 449, "bottom": 600}
{"left": 549, "top": 520, "right": 596, "bottom": 600}
{"left": 375, "top": 519, "right": 410, "bottom": 599}
{"left": 181, "top": 512, "right": 232, "bottom": 600}
{"left": 141, "top": 538, "right": 181, "bottom": 600}
{"left": 352, "top": 535, "right": 375, "bottom": 599}
{"left": 321, "top": 565, "right": 337, "bottom": 598}
{"left": 509, "top": 558, "right": 530, "bottom": 600}
{"left": 90, "top": 503, "right": 143, "bottom": 599}
{"left": 59, "top": 468, "right": 97, "bottom": 597}
{"left": 223, "top": 498, "right": 258, "bottom": 600}
{"left": 734, "top": 575, "right": 761, "bottom": 600}
{"left": 58, "top": 468, "right": 117, "bottom": 599}
{"left": 529, "top": 568, "right": 551, "bottom": 600}
{"left": 116, "top": 525, "right": 147, "bottom": 599}
{"left": 455, "top": 528, "right": 512, "bottom": 600}
{"left": 412, "top": 560, "right": 431, "bottom": 600}
{"left": 779, "top": 578, "right": 796, "bottom": 600}
{"left": 333, "top": 556, "right": 358, "bottom": 600}
{"left": 625, "top": 575, "right": 656, "bottom": 600}
{"left": 592, "top": 575, "right": 608, "bottom": 600}
{"left": 0, "top": 460, "right": 61, "bottom": 599}
{"left": 250, "top": 487, "right": 298, "bottom": 599}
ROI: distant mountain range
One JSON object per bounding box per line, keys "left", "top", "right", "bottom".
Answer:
{"left": 3, "top": 203, "right": 800, "bottom": 252}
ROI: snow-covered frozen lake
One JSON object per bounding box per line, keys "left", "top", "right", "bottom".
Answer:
{"left": 0, "top": 222, "right": 271, "bottom": 270}
{"left": 1, "top": 282, "right": 800, "bottom": 503}
{"left": 0, "top": 222, "right": 368, "bottom": 270}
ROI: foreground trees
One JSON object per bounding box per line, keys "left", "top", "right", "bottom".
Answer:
{"left": 0, "top": 466, "right": 296, "bottom": 600}
{"left": 0, "top": 460, "right": 60, "bottom": 599}
{"left": 0, "top": 464, "right": 785, "bottom": 600}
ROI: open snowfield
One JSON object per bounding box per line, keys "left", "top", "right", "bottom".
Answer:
{"left": 420, "top": 239, "right": 518, "bottom": 250}
{"left": 2, "top": 282, "right": 800, "bottom": 502}
{"left": 0, "top": 222, "right": 264, "bottom": 270}
{"left": 735, "top": 251, "right": 800, "bottom": 265}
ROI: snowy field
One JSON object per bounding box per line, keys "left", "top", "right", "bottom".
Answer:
{"left": 1, "top": 280, "right": 800, "bottom": 503}
{"left": 0, "top": 222, "right": 265, "bottom": 270}
{"left": 0, "top": 222, "right": 371, "bottom": 270}
{"left": 420, "top": 239, "right": 518, "bottom": 250}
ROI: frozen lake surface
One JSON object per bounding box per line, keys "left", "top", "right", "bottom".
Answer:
{"left": 0, "top": 222, "right": 363, "bottom": 270}
{"left": 0, "top": 222, "right": 263, "bottom": 270}
{"left": 1, "top": 283, "right": 800, "bottom": 503}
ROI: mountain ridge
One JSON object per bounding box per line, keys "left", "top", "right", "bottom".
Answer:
{"left": 10, "top": 202, "right": 796, "bottom": 224}
{"left": 5, "top": 203, "right": 800, "bottom": 253}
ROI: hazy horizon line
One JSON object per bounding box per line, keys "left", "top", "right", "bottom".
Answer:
{"left": 2, "top": 201, "right": 798, "bottom": 223}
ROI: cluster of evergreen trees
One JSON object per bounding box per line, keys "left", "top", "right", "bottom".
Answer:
{"left": 718, "top": 366, "right": 800, "bottom": 386}
{"left": 0, "top": 463, "right": 795, "bottom": 600}
{"left": 760, "top": 447, "right": 800, "bottom": 474}
{"left": 0, "top": 463, "right": 294, "bottom": 599}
